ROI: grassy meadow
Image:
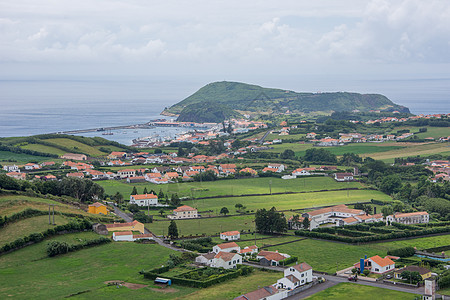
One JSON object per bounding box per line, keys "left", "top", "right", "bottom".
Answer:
{"left": 306, "top": 282, "right": 418, "bottom": 300}
{"left": 362, "top": 142, "right": 450, "bottom": 162}
{"left": 98, "top": 177, "right": 364, "bottom": 200}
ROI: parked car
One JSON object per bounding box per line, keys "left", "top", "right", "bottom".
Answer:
{"left": 386, "top": 274, "right": 392, "bottom": 279}
{"left": 348, "top": 275, "right": 358, "bottom": 282}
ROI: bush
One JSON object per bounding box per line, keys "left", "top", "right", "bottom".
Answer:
{"left": 279, "top": 256, "right": 298, "bottom": 265}
{"left": 387, "top": 246, "right": 416, "bottom": 257}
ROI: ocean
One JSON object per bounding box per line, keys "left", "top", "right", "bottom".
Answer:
{"left": 0, "top": 77, "right": 449, "bottom": 145}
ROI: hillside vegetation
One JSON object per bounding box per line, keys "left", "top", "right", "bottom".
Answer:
{"left": 163, "top": 81, "right": 410, "bottom": 122}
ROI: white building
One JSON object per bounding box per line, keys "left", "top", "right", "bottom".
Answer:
{"left": 268, "top": 163, "right": 285, "bottom": 172}
{"left": 195, "top": 252, "right": 216, "bottom": 265}
{"left": 334, "top": 173, "right": 354, "bottom": 181}
{"left": 292, "top": 168, "right": 311, "bottom": 176}
{"left": 3, "top": 165, "right": 19, "bottom": 172}
{"left": 386, "top": 211, "right": 429, "bottom": 225}
{"left": 239, "top": 245, "right": 259, "bottom": 256}
{"left": 167, "top": 205, "right": 198, "bottom": 219}
{"left": 129, "top": 194, "right": 159, "bottom": 206}
{"left": 212, "top": 242, "right": 240, "bottom": 254}
{"left": 302, "top": 204, "right": 364, "bottom": 230}
{"left": 275, "top": 262, "right": 313, "bottom": 290}
{"left": 210, "top": 251, "right": 242, "bottom": 269}
{"left": 354, "top": 255, "right": 395, "bottom": 274}
{"left": 220, "top": 231, "right": 240, "bottom": 241}
{"left": 117, "top": 169, "right": 136, "bottom": 179}
{"left": 24, "top": 163, "right": 40, "bottom": 170}
{"left": 112, "top": 231, "right": 153, "bottom": 242}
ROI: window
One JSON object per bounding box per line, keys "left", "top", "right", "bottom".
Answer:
{"left": 229, "top": 262, "right": 231, "bottom": 265}
{"left": 375, "top": 268, "right": 379, "bottom": 272}
{"left": 301, "top": 273, "right": 304, "bottom": 277}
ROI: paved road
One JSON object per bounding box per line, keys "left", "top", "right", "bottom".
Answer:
{"left": 259, "top": 129, "right": 271, "bottom": 144}
{"left": 113, "top": 207, "right": 186, "bottom": 252}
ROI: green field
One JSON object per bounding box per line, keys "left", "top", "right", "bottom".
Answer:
{"left": 99, "top": 177, "right": 363, "bottom": 200}
{"left": 44, "top": 138, "right": 107, "bottom": 157}
{"left": 186, "top": 189, "right": 391, "bottom": 213}
{"left": 21, "top": 143, "right": 66, "bottom": 156}
{"left": 0, "top": 214, "right": 71, "bottom": 246}
{"left": 0, "top": 150, "right": 52, "bottom": 163}
{"left": 414, "top": 127, "right": 450, "bottom": 139}
{"left": 262, "top": 142, "right": 405, "bottom": 157}
{"left": 246, "top": 235, "right": 450, "bottom": 274}
{"left": 364, "top": 142, "right": 450, "bottom": 162}
{"left": 306, "top": 282, "right": 418, "bottom": 299}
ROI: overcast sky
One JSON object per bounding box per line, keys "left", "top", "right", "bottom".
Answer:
{"left": 1, "top": 0, "right": 450, "bottom": 80}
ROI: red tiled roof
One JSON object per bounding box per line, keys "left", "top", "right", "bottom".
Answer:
{"left": 217, "top": 242, "right": 239, "bottom": 249}
{"left": 221, "top": 231, "right": 240, "bottom": 236}
{"left": 113, "top": 231, "right": 132, "bottom": 236}
{"left": 89, "top": 202, "right": 105, "bottom": 208}
{"left": 132, "top": 194, "right": 157, "bottom": 200}
{"left": 214, "top": 251, "right": 238, "bottom": 262}
{"left": 369, "top": 255, "right": 394, "bottom": 267}
{"left": 174, "top": 205, "right": 197, "bottom": 212}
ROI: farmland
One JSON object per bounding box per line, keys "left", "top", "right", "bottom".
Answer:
{"left": 21, "top": 143, "right": 66, "bottom": 156}
{"left": 0, "top": 150, "right": 52, "bottom": 163}
{"left": 362, "top": 142, "right": 450, "bottom": 162}
{"left": 44, "top": 138, "right": 107, "bottom": 157}
{"left": 98, "top": 176, "right": 364, "bottom": 200}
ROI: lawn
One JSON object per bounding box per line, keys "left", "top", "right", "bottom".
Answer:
{"left": 45, "top": 138, "right": 107, "bottom": 157}
{"left": 0, "top": 150, "right": 52, "bottom": 163}
{"left": 0, "top": 234, "right": 191, "bottom": 299}
{"left": 306, "top": 282, "right": 418, "bottom": 299}
{"left": 262, "top": 235, "right": 450, "bottom": 274}
{"left": 98, "top": 177, "right": 364, "bottom": 201}
{"left": 21, "top": 143, "right": 66, "bottom": 155}
{"left": 414, "top": 127, "right": 450, "bottom": 139}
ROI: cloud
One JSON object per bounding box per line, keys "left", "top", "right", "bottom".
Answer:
{"left": 0, "top": 0, "right": 449, "bottom": 77}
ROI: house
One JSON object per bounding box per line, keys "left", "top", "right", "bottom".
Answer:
{"left": 386, "top": 211, "right": 429, "bottom": 225}
{"left": 112, "top": 231, "right": 153, "bottom": 242}
{"left": 129, "top": 194, "right": 159, "bottom": 206}
{"left": 292, "top": 168, "right": 311, "bottom": 176}
{"left": 275, "top": 262, "right": 313, "bottom": 290}
{"left": 61, "top": 153, "right": 87, "bottom": 161}
{"left": 394, "top": 265, "right": 432, "bottom": 280}
{"left": 3, "top": 165, "right": 19, "bottom": 172}
{"left": 105, "top": 220, "right": 145, "bottom": 234}
{"left": 40, "top": 161, "right": 56, "bottom": 167}
{"left": 151, "top": 166, "right": 171, "bottom": 174}
{"left": 107, "top": 152, "right": 127, "bottom": 160}
{"left": 88, "top": 202, "right": 108, "bottom": 215}
{"left": 334, "top": 173, "right": 354, "bottom": 181}
{"left": 302, "top": 204, "right": 364, "bottom": 229}
{"left": 234, "top": 286, "right": 280, "bottom": 300}
{"left": 164, "top": 172, "right": 179, "bottom": 180}
{"left": 212, "top": 242, "right": 241, "bottom": 254}
{"left": 267, "top": 164, "right": 285, "bottom": 172}
{"left": 257, "top": 250, "right": 290, "bottom": 266}
{"left": 262, "top": 167, "right": 279, "bottom": 173}
{"left": 113, "top": 231, "right": 133, "bottom": 241}
{"left": 66, "top": 172, "right": 84, "bottom": 178}
{"left": 150, "top": 178, "right": 169, "bottom": 184}
{"left": 24, "top": 163, "right": 40, "bottom": 170}
{"left": 167, "top": 205, "right": 198, "bottom": 219}
{"left": 320, "top": 166, "right": 337, "bottom": 171}
{"left": 117, "top": 169, "right": 136, "bottom": 179}
{"left": 239, "top": 167, "right": 257, "bottom": 176}
{"left": 42, "top": 174, "right": 57, "bottom": 181}
{"left": 220, "top": 231, "right": 240, "bottom": 241}
{"left": 306, "top": 132, "right": 317, "bottom": 139}
{"left": 6, "top": 172, "right": 26, "bottom": 180}
{"left": 239, "top": 245, "right": 259, "bottom": 256}
{"left": 287, "top": 216, "right": 311, "bottom": 230}
{"left": 210, "top": 251, "right": 242, "bottom": 269}
{"left": 354, "top": 255, "right": 395, "bottom": 274}
{"left": 219, "top": 164, "right": 237, "bottom": 171}
{"left": 317, "top": 138, "right": 339, "bottom": 147}
{"left": 85, "top": 169, "right": 106, "bottom": 179}
{"left": 195, "top": 252, "right": 216, "bottom": 265}
{"left": 337, "top": 213, "right": 384, "bottom": 226}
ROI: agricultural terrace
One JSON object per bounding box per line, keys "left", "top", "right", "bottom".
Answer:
{"left": 21, "top": 143, "right": 66, "bottom": 156}
{"left": 43, "top": 138, "right": 107, "bottom": 157}
{"left": 234, "top": 234, "right": 450, "bottom": 274}
{"left": 306, "top": 282, "right": 418, "bottom": 300}
{"left": 0, "top": 150, "right": 55, "bottom": 163}
{"left": 98, "top": 177, "right": 364, "bottom": 200}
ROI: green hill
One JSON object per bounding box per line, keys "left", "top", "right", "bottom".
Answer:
{"left": 163, "top": 81, "right": 410, "bottom": 122}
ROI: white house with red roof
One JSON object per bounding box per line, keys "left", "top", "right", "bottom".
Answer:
{"left": 302, "top": 204, "right": 364, "bottom": 229}
{"left": 129, "top": 194, "right": 159, "bottom": 206}
{"left": 275, "top": 262, "right": 313, "bottom": 290}
{"left": 234, "top": 286, "right": 280, "bottom": 300}
{"left": 220, "top": 231, "right": 240, "bottom": 241}
{"left": 334, "top": 172, "right": 354, "bottom": 181}
{"left": 3, "top": 165, "right": 19, "bottom": 172}
{"left": 386, "top": 211, "right": 429, "bottom": 225}
{"left": 354, "top": 255, "right": 395, "bottom": 274}
{"left": 6, "top": 172, "right": 26, "bottom": 180}
{"left": 24, "top": 163, "right": 40, "bottom": 170}
{"left": 167, "top": 205, "right": 198, "bottom": 219}
{"left": 267, "top": 163, "right": 285, "bottom": 172}
{"left": 257, "top": 250, "right": 290, "bottom": 266}
{"left": 239, "top": 245, "right": 259, "bottom": 256}
{"left": 210, "top": 251, "right": 242, "bottom": 269}
{"left": 112, "top": 231, "right": 153, "bottom": 242}
{"left": 212, "top": 242, "right": 241, "bottom": 254}
{"left": 117, "top": 169, "right": 136, "bottom": 179}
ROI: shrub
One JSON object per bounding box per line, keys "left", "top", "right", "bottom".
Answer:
{"left": 387, "top": 246, "right": 416, "bottom": 257}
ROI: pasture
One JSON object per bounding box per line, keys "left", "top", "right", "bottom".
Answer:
{"left": 45, "top": 138, "right": 107, "bottom": 157}
{"left": 21, "top": 143, "right": 66, "bottom": 156}
{"left": 363, "top": 142, "right": 450, "bottom": 162}
{"left": 0, "top": 150, "right": 52, "bottom": 163}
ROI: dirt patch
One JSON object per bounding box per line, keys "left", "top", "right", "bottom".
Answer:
{"left": 104, "top": 281, "right": 148, "bottom": 290}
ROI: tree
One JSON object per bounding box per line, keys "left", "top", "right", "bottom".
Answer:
{"left": 380, "top": 175, "right": 402, "bottom": 195}
{"left": 363, "top": 269, "right": 370, "bottom": 276}
{"left": 280, "top": 149, "right": 295, "bottom": 160}
{"left": 235, "top": 203, "right": 243, "bottom": 210}
{"left": 168, "top": 220, "right": 178, "bottom": 239}
{"left": 340, "top": 153, "right": 362, "bottom": 165}
{"left": 220, "top": 207, "right": 229, "bottom": 215}
{"left": 302, "top": 217, "right": 310, "bottom": 230}
{"left": 177, "top": 146, "right": 186, "bottom": 157}
{"left": 143, "top": 187, "right": 148, "bottom": 194}
{"left": 159, "top": 209, "right": 165, "bottom": 216}
{"left": 170, "top": 193, "right": 181, "bottom": 206}
{"left": 381, "top": 206, "right": 394, "bottom": 218}
{"left": 131, "top": 186, "right": 138, "bottom": 195}
{"left": 158, "top": 189, "right": 165, "bottom": 199}
{"left": 128, "top": 204, "right": 140, "bottom": 213}
{"left": 303, "top": 148, "right": 337, "bottom": 163}
{"left": 113, "top": 192, "right": 123, "bottom": 205}
{"left": 154, "top": 148, "right": 163, "bottom": 154}
{"left": 255, "top": 207, "right": 287, "bottom": 234}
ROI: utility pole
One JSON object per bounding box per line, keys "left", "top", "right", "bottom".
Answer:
{"left": 49, "top": 204, "right": 51, "bottom": 225}
{"left": 52, "top": 204, "right": 55, "bottom": 225}
{"left": 269, "top": 180, "right": 272, "bottom": 195}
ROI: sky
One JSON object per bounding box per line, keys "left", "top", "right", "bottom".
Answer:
{"left": 1, "top": 0, "right": 450, "bottom": 81}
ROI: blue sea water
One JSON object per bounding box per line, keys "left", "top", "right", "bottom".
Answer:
{"left": 0, "top": 77, "right": 449, "bottom": 145}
